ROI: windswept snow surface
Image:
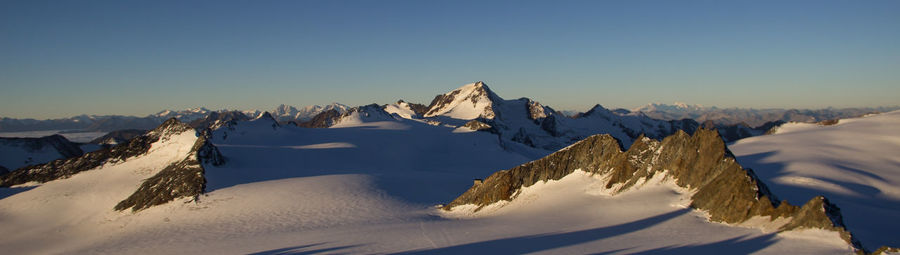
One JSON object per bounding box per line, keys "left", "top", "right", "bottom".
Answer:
{"left": 0, "top": 115, "right": 859, "bottom": 254}
{"left": 730, "top": 110, "right": 900, "bottom": 249}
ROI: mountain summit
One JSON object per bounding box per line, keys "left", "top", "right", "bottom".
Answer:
{"left": 424, "top": 81, "right": 502, "bottom": 119}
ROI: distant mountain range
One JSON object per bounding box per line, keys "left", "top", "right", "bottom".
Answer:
{"left": 0, "top": 104, "right": 351, "bottom": 132}
{"left": 617, "top": 102, "right": 898, "bottom": 127}
{"left": 3, "top": 99, "right": 894, "bottom": 136}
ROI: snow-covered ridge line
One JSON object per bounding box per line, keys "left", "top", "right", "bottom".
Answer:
{"left": 443, "top": 128, "right": 868, "bottom": 252}
{"left": 1, "top": 118, "right": 224, "bottom": 212}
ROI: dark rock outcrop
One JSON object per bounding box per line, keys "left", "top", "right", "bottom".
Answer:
{"left": 443, "top": 129, "right": 866, "bottom": 252}
{"left": 463, "top": 120, "right": 493, "bottom": 132}
{"left": 818, "top": 119, "right": 840, "bottom": 126}
{"left": 0, "top": 118, "right": 193, "bottom": 187}
{"left": 0, "top": 165, "right": 8, "bottom": 176}
{"left": 526, "top": 100, "right": 548, "bottom": 121}
{"left": 298, "top": 109, "right": 342, "bottom": 128}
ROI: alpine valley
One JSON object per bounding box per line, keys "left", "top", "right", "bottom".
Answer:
{"left": 1, "top": 82, "right": 897, "bottom": 254}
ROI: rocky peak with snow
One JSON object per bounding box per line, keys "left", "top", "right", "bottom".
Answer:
{"left": 114, "top": 129, "right": 223, "bottom": 212}
{"left": 153, "top": 107, "right": 211, "bottom": 123}
{"left": 424, "top": 81, "right": 502, "bottom": 119}
{"left": 270, "top": 103, "right": 350, "bottom": 122}
{"left": 296, "top": 109, "right": 342, "bottom": 128}
{"left": 273, "top": 104, "right": 299, "bottom": 119}
{"left": 443, "top": 129, "right": 866, "bottom": 252}
{"left": 332, "top": 104, "right": 397, "bottom": 126}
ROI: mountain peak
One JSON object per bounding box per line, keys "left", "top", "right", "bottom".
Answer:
{"left": 148, "top": 118, "right": 193, "bottom": 138}
{"left": 423, "top": 82, "right": 502, "bottom": 119}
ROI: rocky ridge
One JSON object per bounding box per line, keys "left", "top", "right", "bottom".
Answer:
{"left": 0, "top": 118, "right": 191, "bottom": 187}
{"left": 443, "top": 129, "right": 869, "bottom": 253}
{"left": 1, "top": 119, "right": 224, "bottom": 212}
{"left": 114, "top": 129, "right": 224, "bottom": 212}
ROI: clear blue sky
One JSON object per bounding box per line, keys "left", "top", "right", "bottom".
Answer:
{"left": 2, "top": 0, "right": 898, "bottom": 119}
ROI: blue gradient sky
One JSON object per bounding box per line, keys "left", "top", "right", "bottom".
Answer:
{"left": 2, "top": 0, "right": 898, "bottom": 119}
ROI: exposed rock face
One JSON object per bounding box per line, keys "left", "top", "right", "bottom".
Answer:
{"left": 298, "top": 109, "right": 342, "bottom": 128}
{"left": 526, "top": 100, "right": 548, "bottom": 121}
{"left": 114, "top": 130, "right": 224, "bottom": 212}
{"left": 873, "top": 246, "right": 900, "bottom": 255}
{"left": 443, "top": 129, "right": 865, "bottom": 252}
{"left": 463, "top": 120, "right": 494, "bottom": 132}
{"left": 89, "top": 129, "right": 147, "bottom": 145}
{"left": 818, "top": 119, "right": 840, "bottom": 126}
{"left": 0, "top": 118, "right": 193, "bottom": 187}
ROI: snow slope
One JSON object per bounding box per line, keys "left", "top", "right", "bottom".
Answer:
{"left": 730, "top": 110, "right": 900, "bottom": 249}
{"left": 0, "top": 129, "right": 199, "bottom": 254}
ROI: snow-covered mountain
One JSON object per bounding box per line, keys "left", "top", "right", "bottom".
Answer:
{"left": 423, "top": 81, "right": 502, "bottom": 119}
{"left": 404, "top": 82, "right": 700, "bottom": 151}
{"left": 0, "top": 113, "right": 879, "bottom": 254}
{"left": 0, "top": 135, "right": 85, "bottom": 171}
{"left": 631, "top": 102, "right": 708, "bottom": 113}
{"left": 1, "top": 105, "right": 897, "bottom": 253}
{"left": 153, "top": 107, "right": 212, "bottom": 123}
{"left": 270, "top": 103, "right": 350, "bottom": 122}
{"left": 384, "top": 100, "right": 428, "bottom": 119}
{"left": 1, "top": 83, "right": 897, "bottom": 254}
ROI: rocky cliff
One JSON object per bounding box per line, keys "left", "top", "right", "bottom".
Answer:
{"left": 443, "top": 129, "right": 867, "bottom": 252}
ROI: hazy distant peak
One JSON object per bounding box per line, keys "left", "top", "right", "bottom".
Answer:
{"left": 632, "top": 102, "right": 705, "bottom": 113}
